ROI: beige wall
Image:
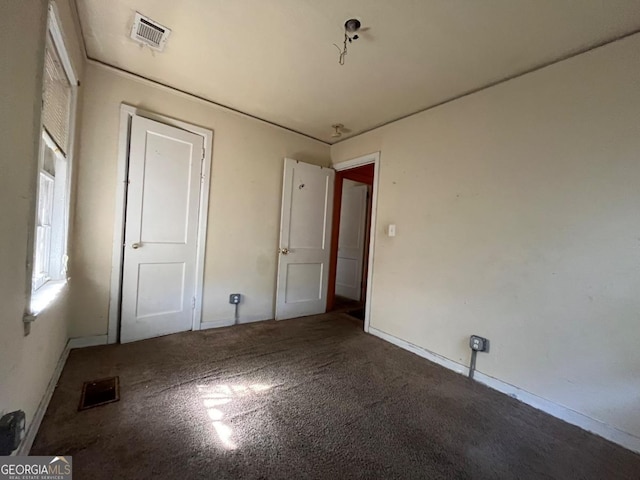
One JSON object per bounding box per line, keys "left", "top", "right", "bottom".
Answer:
{"left": 332, "top": 34, "right": 640, "bottom": 439}
{"left": 0, "top": 0, "right": 84, "bottom": 438}
{"left": 70, "top": 63, "right": 330, "bottom": 337}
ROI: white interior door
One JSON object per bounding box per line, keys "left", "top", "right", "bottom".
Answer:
{"left": 275, "top": 158, "right": 334, "bottom": 320}
{"left": 121, "top": 116, "right": 204, "bottom": 343}
{"left": 336, "top": 180, "right": 368, "bottom": 301}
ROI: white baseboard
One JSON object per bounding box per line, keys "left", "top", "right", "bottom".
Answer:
{"left": 368, "top": 326, "right": 640, "bottom": 454}
{"left": 15, "top": 334, "right": 109, "bottom": 455}
{"left": 200, "top": 320, "right": 232, "bottom": 330}
{"left": 68, "top": 334, "right": 108, "bottom": 349}
{"left": 16, "top": 341, "right": 71, "bottom": 456}
{"left": 200, "top": 314, "right": 271, "bottom": 331}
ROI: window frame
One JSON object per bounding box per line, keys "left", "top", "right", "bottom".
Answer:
{"left": 25, "top": 2, "right": 78, "bottom": 321}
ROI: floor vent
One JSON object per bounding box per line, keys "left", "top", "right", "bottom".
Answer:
{"left": 130, "top": 13, "right": 171, "bottom": 51}
{"left": 79, "top": 377, "right": 120, "bottom": 411}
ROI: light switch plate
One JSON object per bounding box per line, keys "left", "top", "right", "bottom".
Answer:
{"left": 388, "top": 224, "right": 396, "bottom": 237}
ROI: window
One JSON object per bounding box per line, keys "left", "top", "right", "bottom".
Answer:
{"left": 33, "top": 130, "right": 69, "bottom": 291}
{"left": 27, "top": 5, "right": 77, "bottom": 318}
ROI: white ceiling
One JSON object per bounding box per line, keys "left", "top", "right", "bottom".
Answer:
{"left": 76, "top": 0, "right": 640, "bottom": 143}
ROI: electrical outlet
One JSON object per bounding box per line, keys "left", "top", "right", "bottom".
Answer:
{"left": 469, "top": 335, "right": 488, "bottom": 352}
{"left": 229, "top": 293, "right": 241, "bottom": 305}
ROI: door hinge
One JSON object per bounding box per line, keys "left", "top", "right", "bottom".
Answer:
{"left": 192, "top": 296, "right": 196, "bottom": 309}
{"left": 200, "top": 150, "right": 206, "bottom": 182}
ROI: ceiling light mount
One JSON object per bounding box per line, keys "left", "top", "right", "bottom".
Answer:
{"left": 334, "top": 18, "right": 364, "bottom": 66}
{"left": 331, "top": 124, "right": 345, "bottom": 138}
{"left": 344, "top": 19, "right": 361, "bottom": 34}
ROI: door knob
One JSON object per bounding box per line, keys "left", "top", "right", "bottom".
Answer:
{"left": 279, "top": 248, "right": 289, "bottom": 255}
{"left": 132, "top": 243, "right": 141, "bottom": 249}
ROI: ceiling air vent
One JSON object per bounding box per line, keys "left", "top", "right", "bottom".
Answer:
{"left": 130, "top": 12, "right": 171, "bottom": 51}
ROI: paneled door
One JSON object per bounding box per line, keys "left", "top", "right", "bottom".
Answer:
{"left": 120, "top": 115, "right": 204, "bottom": 343}
{"left": 335, "top": 180, "right": 368, "bottom": 301}
{"left": 275, "top": 159, "right": 334, "bottom": 320}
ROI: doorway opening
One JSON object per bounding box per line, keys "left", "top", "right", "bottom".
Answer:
{"left": 327, "top": 162, "right": 375, "bottom": 324}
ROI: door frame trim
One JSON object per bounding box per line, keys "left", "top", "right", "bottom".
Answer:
{"left": 332, "top": 152, "right": 380, "bottom": 333}
{"left": 107, "top": 104, "right": 213, "bottom": 344}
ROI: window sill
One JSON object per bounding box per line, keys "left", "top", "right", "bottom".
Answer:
{"left": 24, "top": 280, "right": 67, "bottom": 322}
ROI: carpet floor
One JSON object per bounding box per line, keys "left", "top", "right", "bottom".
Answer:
{"left": 32, "top": 313, "right": 640, "bottom": 479}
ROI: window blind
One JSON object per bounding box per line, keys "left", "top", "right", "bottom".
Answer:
{"left": 42, "top": 34, "right": 71, "bottom": 154}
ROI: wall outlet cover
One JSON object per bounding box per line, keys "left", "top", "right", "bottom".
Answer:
{"left": 470, "top": 335, "right": 489, "bottom": 352}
